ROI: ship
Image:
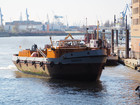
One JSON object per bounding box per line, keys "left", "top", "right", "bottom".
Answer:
{"left": 12, "top": 34, "right": 107, "bottom": 81}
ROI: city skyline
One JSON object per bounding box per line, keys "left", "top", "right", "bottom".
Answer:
{"left": 0, "top": 0, "right": 130, "bottom": 26}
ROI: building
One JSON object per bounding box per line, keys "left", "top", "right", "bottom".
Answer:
{"left": 4, "top": 20, "right": 43, "bottom": 32}
{"left": 45, "top": 22, "right": 66, "bottom": 32}
{"left": 131, "top": 0, "right": 140, "bottom": 58}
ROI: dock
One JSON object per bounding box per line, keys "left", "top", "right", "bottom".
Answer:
{"left": 101, "top": 27, "right": 140, "bottom": 70}
{"left": 122, "top": 58, "right": 140, "bottom": 70}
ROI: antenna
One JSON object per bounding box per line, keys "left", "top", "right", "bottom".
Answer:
{"left": 86, "top": 17, "right": 87, "bottom": 28}
{"left": 97, "top": 20, "right": 100, "bottom": 40}
{"left": 86, "top": 17, "right": 88, "bottom": 34}
{"left": 114, "top": 15, "right": 116, "bottom": 27}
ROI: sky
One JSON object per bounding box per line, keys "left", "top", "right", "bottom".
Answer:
{"left": 0, "top": 0, "right": 131, "bottom": 26}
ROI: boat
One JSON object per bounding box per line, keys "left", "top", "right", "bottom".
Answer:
{"left": 0, "top": 31, "right": 9, "bottom": 37}
{"left": 84, "top": 21, "right": 118, "bottom": 66}
{"left": 12, "top": 34, "right": 107, "bottom": 81}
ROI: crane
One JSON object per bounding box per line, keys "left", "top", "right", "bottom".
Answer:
{"left": 54, "top": 15, "right": 63, "bottom": 25}
{"left": 54, "top": 15, "right": 63, "bottom": 19}
{"left": 51, "top": 11, "right": 64, "bottom": 31}
{"left": 65, "top": 33, "right": 74, "bottom": 40}
{"left": 26, "top": 8, "right": 29, "bottom": 21}
{"left": 0, "top": 8, "right": 3, "bottom": 26}
{"left": 120, "top": 4, "right": 130, "bottom": 25}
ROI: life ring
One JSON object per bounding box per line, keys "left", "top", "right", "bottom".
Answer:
{"left": 16, "top": 59, "right": 20, "bottom": 64}
{"left": 50, "top": 62, "right": 54, "bottom": 68}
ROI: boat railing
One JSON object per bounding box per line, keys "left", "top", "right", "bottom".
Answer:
{"left": 13, "top": 55, "right": 47, "bottom": 62}
{"left": 37, "top": 48, "right": 46, "bottom": 58}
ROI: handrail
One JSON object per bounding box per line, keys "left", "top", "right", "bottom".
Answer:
{"left": 37, "top": 48, "right": 46, "bottom": 58}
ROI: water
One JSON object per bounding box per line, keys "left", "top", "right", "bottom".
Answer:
{"left": 0, "top": 36, "right": 140, "bottom": 105}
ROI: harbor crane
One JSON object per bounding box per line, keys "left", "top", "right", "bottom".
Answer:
{"left": 52, "top": 11, "right": 63, "bottom": 23}
{"left": 26, "top": 8, "right": 29, "bottom": 21}
{"left": 26, "top": 8, "right": 30, "bottom": 31}
{"left": 54, "top": 15, "right": 63, "bottom": 19}
{"left": 0, "top": 8, "right": 3, "bottom": 26}
{"left": 120, "top": 4, "right": 130, "bottom": 26}
{"left": 51, "top": 10, "right": 64, "bottom": 31}
{"left": 54, "top": 15, "right": 63, "bottom": 24}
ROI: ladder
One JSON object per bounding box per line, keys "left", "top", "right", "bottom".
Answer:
{"left": 37, "top": 48, "right": 46, "bottom": 58}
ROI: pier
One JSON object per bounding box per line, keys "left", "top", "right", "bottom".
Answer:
{"left": 100, "top": 27, "right": 140, "bottom": 71}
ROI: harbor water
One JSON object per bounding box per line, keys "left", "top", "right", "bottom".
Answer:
{"left": 0, "top": 36, "right": 140, "bottom": 105}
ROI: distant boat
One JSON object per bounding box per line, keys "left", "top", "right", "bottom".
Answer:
{"left": 0, "top": 31, "right": 9, "bottom": 37}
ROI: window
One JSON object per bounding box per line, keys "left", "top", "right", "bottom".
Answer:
{"left": 133, "top": 0, "right": 138, "bottom": 3}
{"left": 133, "top": 19, "right": 139, "bottom": 25}
{"left": 133, "top": 7, "right": 138, "bottom": 14}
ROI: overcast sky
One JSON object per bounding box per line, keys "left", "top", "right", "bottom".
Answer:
{"left": 0, "top": 0, "right": 131, "bottom": 25}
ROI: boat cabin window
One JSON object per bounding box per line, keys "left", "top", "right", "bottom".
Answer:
{"left": 57, "top": 40, "right": 82, "bottom": 47}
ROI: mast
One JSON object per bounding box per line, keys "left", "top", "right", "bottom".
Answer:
{"left": 86, "top": 18, "right": 89, "bottom": 43}
{"left": 97, "top": 21, "right": 99, "bottom": 40}
{"left": 86, "top": 17, "right": 88, "bottom": 34}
